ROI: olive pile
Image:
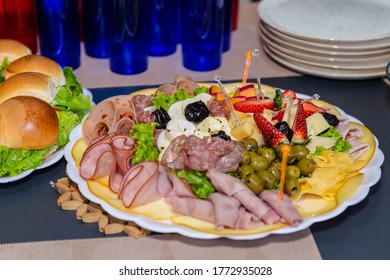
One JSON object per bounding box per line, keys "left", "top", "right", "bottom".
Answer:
{"left": 236, "top": 138, "right": 317, "bottom": 197}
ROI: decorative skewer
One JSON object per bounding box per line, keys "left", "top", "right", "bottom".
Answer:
{"left": 213, "top": 74, "right": 242, "bottom": 127}
{"left": 252, "top": 48, "right": 264, "bottom": 100}
{"left": 241, "top": 51, "right": 252, "bottom": 87}
{"left": 272, "top": 93, "right": 321, "bottom": 117}
{"left": 278, "top": 144, "right": 291, "bottom": 200}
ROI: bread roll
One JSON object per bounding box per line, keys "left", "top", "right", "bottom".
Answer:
{"left": 0, "top": 39, "right": 32, "bottom": 63}
{"left": 0, "top": 72, "right": 57, "bottom": 104}
{"left": 0, "top": 96, "right": 59, "bottom": 149}
{"left": 3, "top": 54, "right": 65, "bottom": 87}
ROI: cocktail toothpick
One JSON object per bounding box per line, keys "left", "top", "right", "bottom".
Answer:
{"left": 241, "top": 51, "right": 252, "bottom": 87}
{"left": 272, "top": 93, "right": 320, "bottom": 117}
{"left": 252, "top": 48, "right": 264, "bottom": 100}
{"left": 213, "top": 74, "right": 241, "bottom": 127}
{"left": 278, "top": 144, "right": 291, "bottom": 200}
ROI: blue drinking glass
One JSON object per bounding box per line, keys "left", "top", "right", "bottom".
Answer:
{"left": 81, "top": 0, "right": 109, "bottom": 58}
{"left": 148, "top": 0, "right": 178, "bottom": 56}
{"left": 107, "top": 0, "right": 149, "bottom": 75}
{"left": 181, "top": 0, "right": 225, "bottom": 71}
{"left": 35, "top": 0, "right": 81, "bottom": 69}
{"left": 223, "top": 0, "right": 232, "bottom": 52}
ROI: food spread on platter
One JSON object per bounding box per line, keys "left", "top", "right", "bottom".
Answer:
{"left": 69, "top": 73, "right": 376, "bottom": 236}
{"left": 0, "top": 39, "right": 94, "bottom": 178}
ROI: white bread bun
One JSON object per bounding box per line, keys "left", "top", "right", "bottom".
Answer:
{"left": 3, "top": 54, "right": 65, "bottom": 87}
{"left": 0, "top": 96, "right": 59, "bottom": 150}
{"left": 0, "top": 72, "right": 56, "bottom": 104}
{"left": 0, "top": 39, "right": 32, "bottom": 63}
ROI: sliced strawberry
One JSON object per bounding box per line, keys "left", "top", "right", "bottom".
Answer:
{"left": 272, "top": 110, "right": 284, "bottom": 122}
{"left": 282, "top": 89, "right": 297, "bottom": 100}
{"left": 302, "top": 101, "right": 326, "bottom": 117}
{"left": 253, "top": 112, "right": 289, "bottom": 147}
{"left": 292, "top": 102, "right": 307, "bottom": 143}
{"left": 233, "top": 99, "right": 275, "bottom": 113}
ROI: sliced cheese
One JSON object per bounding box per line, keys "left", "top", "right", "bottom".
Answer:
{"left": 306, "top": 136, "right": 337, "bottom": 154}
{"left": 197, "top": 116, "right": 231, "bottom": 134}
{"left": 230, "top": 122, "right": 253, "bottom": 141}
{"left": 306, "top": 112, "right": 330, "bottom": 135}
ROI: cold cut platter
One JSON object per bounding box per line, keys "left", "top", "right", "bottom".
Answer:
{"left": 64, "top": 78, "right": 384, "bottom": 240}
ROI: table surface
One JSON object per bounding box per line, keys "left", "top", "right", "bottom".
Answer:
{"left": 0, "top": 2, "right": 388, "bottom": 260}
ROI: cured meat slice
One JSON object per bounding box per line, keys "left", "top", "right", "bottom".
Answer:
{"left": 206, "top": 168, "right": 280, "bottom": 224}
{"left": 171, "top": 196, "right": 216, "bottom": 224}
{"left": 208, "top": 193, "right": 240, "bottom": 230}
{"left": 119, "top": 162, "right": 159, "bottom": 208}
{"left": 260, "top": 190, "right": 303, "bottom": 227}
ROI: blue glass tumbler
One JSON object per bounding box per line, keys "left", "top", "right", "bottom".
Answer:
{"left": 223, "top": 0, "right": 232, "bottom": 52}
{"left": 107, "top": 0, "right": 149, "bottom": 75}
{"left": 181, "top": 0, "right": 225, "bottom": 71}
{"left": 35, "top": 0, "right": 81, "bottom": 69}
{"left": 148, "top": 0, "right": 178, "bottom": 56}
{"left": 81, "top": 0, "right": 109, "bottom": 58}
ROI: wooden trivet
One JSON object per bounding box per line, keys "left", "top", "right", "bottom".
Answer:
{"left": 50, "top": 177, "right": 151, "bottom": 238}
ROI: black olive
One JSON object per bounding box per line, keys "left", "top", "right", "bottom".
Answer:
{"left": 184, "top": 100, "right": 209, "bottom": 123}
{"left": 274, "top": 121, "right": 293, "bottom": 141}
{"left": 211, "top": 130, "right": 231, "bottom": 141}
{"left": 152, "top": 108, "right": 171, "bottom": 129}
{"left": 321, "top": 112, "right": 340, "bottom": 127}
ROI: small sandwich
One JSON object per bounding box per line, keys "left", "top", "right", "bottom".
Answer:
{"left": 0, "top": 96, "right": 59, "bottom": 176}
{"left": 0, "top": 54, "right": 93, "bottom": 147}
{"left": 0, "top": 53, "right": 93, "bottom": 177}
{"left": 0, "top": 39, "right": 32, "bottom": 82}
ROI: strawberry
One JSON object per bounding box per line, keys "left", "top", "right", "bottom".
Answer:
{"left": 233, "top": 99, "right": 274, "bottom": 113}
{"left": 253, "top": 112, "right": 289, "bottom": 147}
{"left": 272, "top": 110, "right": 284, "bottom": 122}
{"left": 292, "top": 102, "right": 307, "bottom": 143}
{"left": 282, "top": 89, "right": 297, "bottom": 100}
{"left": 302, "top": 101, "right": 326, "bottom": 117}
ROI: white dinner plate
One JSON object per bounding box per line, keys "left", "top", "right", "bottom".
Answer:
{"left": 263, "top": 45, "right": 387, "bottom": 79}
{"left": 258, "top": 0, "right": 390, "bottom": 43}
{"left": 0, "top": 88, "right": 94, "bottom": 183}
{"left": 64, "top": 92, "right": 384, "bottom": 240}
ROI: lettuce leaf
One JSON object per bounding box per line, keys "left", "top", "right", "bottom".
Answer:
{"left": 130, "top": 122, "right": 159, "bottom": 164}
{"left": 0, "top": 57, "right": 9, "bottom": 83}
{"left": 176, "top": 169, "right": 215, "bottom": 199}
{"left": 53, "top": 67, "right": 93, "bottom": 120}
{"left": 152, "top": 88, "right": 194, "bottom": 111}
{"left": 0, "top": 146, "right": 51, "bottom": 177}
{"left": 56, "top": 110, "right": 80, "bottom": 148}
{"left": 315, "top": 126, "right": 352, "bottom": 154}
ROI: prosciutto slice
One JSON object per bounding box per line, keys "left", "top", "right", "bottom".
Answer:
{"left": 260, "top": 190, "right": 303, "bottom": 227}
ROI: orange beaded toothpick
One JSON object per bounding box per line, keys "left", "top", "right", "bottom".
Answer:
{"left": 241, "top": 50, "right": 252, "bottom": 87}
{"left": 278, "top": 144, "right": 291, "bottom": 200}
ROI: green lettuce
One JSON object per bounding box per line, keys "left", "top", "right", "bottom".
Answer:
{"left": 0, "top": 146, "right": 51, "bottom": 177}
{"left": 130, "top": 122, "right": 159, "bottom": 165}
{"left": 314, "top": 126, "right": 352, "bottom": 155}
{"left": 193, "top": 85, "right": 209, "bottom": 95}
{"left": 152, "top": 88, "right": 194, "bottom": 111}
{"left": 56, "top": 110, "right": 80, "bottom": 148}
{"left": 176, "top": 169, "right": 215, "bottom": 199}
{"left": 0, "top": 57, "right": 9, "bottom": 83}
{"left": 53, "top": 66, "right": 93, "bottom": 120}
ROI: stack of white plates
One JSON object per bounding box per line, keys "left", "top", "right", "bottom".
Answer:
{"left": 257, "top": 0, "right": 390, "bottom": 79}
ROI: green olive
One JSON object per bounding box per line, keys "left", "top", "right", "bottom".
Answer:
{"left": 286, "top": 165, "right": 301, "bottom": 179}
{"left": 296, "top": 157, "right": 317, "bottom": 176}
{"left": 269, "top": 160, "right": 281, "bottom": 171}
{"left": 240, "top": 164, "right": 255, "bottom": 179}
{"left": 292, "top": 145, "right": 310, "bottom": 161}
{"left": 248, "top": 151, "right": 258, "bottom": 159}
{"left": 260, "top": 148, "right": 276, "bottom": 163}
{"left": 243, "top": 138, "right": 258, "bottom": 152}
{"left": 250, "top": 155, "right": 270, "bottom": 171}
{"left": 240, "top": 150, "right": 251, "bottom": 165}
{"left": 276, "top": 144, "right": 297, "bottom": 163}
{"left": 268, "top": 165, "right": 281, "bottom": 181}
{"left": 284, "top": 178, "right": 301, "bottom": 197}
{"left": 245, "top": 173, "right": 264, "bottom": 195}
{"left": 257, "top": 170, "right": 277, "bottom": 188}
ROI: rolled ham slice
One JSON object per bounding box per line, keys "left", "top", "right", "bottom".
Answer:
{"left": 206, "top": 168, "right": 280, "bottom": 224}
{"left": 171, "top": 196, "right": 216, "bottom": 224}
{"left": 260, "top": 190, "right": 303, "bottom": 227}
{"left": 208, "top": 193, "right": 240, "bottom": 230}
